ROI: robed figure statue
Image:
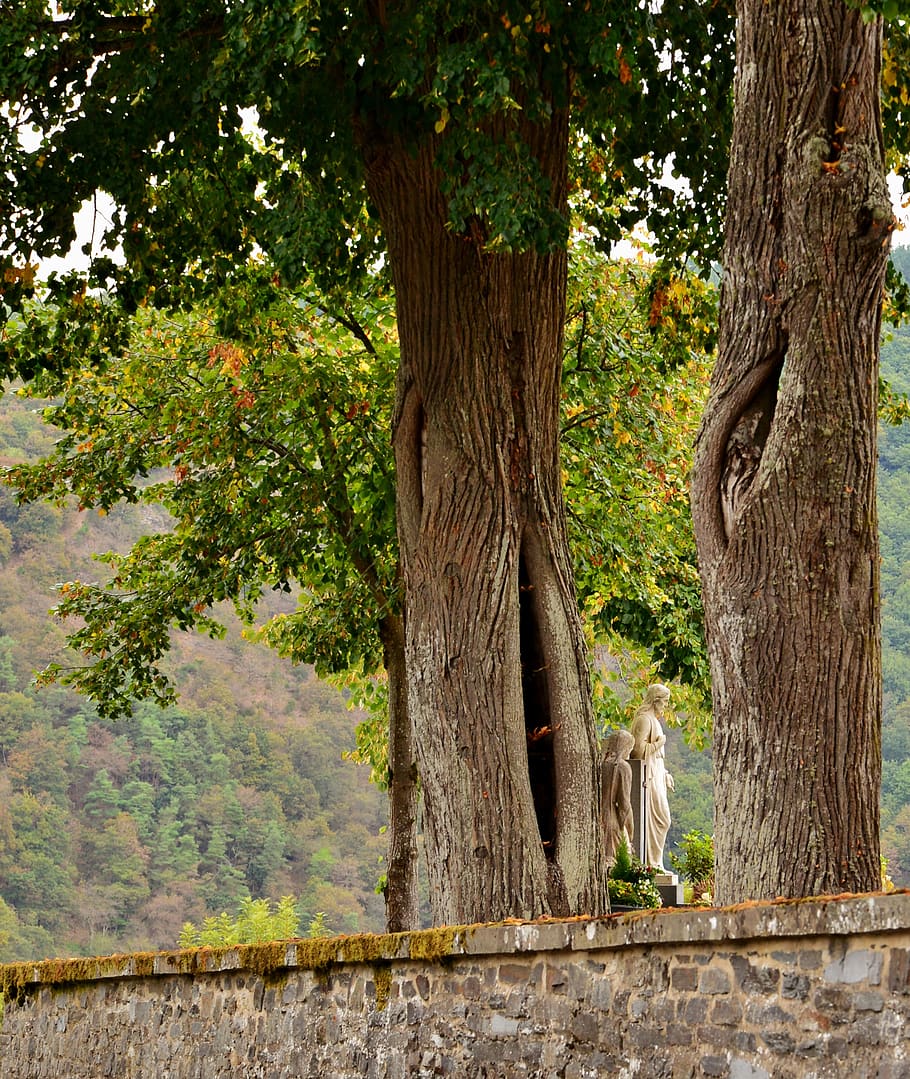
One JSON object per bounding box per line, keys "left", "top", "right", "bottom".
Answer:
{"left": 629, "top": 683, "right": 674, "bottom": 871}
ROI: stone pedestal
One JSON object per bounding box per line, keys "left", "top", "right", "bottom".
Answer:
{"left": 655, "top": 872, "right": 685, "bottom": 908}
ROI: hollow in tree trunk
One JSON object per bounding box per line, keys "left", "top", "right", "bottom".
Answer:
{"left": 690, "top": 0, "right": 891, "bottom": 904}
{"left": 364, "top": 111, "right": 607, "bottom": 926}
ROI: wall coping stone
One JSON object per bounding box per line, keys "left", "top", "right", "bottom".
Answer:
{"left": 3, "top": 889, "right": 910, "bottom": 995}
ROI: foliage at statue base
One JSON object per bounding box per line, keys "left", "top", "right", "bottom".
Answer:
{"left": 608, "top": 839, "right": 661, "bottom": 910}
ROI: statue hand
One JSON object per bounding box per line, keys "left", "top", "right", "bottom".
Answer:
{"left": 666, "top": 772, "right": 675, "bottom": 791}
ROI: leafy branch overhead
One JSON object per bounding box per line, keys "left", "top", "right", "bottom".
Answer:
{"left": 0, "top": 0, "right": 735, "bottom": 348}
{"left": 9, "top": 271, "right": 400, "bottom": 715}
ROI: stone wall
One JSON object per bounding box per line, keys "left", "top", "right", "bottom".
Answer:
{"left": 3, "top": 893, "right": 910, "bottom": 1078}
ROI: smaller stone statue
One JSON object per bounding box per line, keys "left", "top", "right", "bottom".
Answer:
{"left": 600, "top": 729, "right": 635, "bottom": 868}
{"left": 630, "top": 683, "right": 674, "bottom": 872}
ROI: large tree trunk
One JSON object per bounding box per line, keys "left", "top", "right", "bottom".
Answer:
{"left": 379, "top": 613, "right": 420, "bottom": 933}
{"left": 691, "top": 0, "right": 891, "bottom": 904}
{"left": 364, "top": 112, "right": 607, "bottom": 925}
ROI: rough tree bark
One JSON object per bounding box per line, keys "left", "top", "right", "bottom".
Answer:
{"left": 691, "top": 0, "right": 892, "bottom": 904}
{"left": 363, "top": 109, "right": 607, "bottom": 926}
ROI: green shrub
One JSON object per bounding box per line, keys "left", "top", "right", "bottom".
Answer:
{"left": 178, "top": 895, "right": 301, "bottom": 948}
{"left": 670, "top": 829, "right": 715, "bottom": 902}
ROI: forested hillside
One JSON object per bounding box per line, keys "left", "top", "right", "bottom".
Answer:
{"left": 0, "top": 393, "right": 387, "bottom": 960}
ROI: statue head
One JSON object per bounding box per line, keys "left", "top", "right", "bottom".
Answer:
{"left": 644, "top": 683, "right": 671, "bottom": 710}
{"left": 604, "top": 728, "right": 634, "bottom": 761}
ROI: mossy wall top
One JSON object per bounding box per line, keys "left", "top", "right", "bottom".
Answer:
{"left": 3, "top": 894, "right": 910, "bottom": 1078}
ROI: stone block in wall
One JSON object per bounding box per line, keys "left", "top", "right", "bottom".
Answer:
{"left": 824, "top": 947, "right": 884, "bottom": 985}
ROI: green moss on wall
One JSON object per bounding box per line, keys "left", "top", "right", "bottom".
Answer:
{"left": 0, "top": 923, "right": 472, "bottom": 1008}
{"left": 372, "top": 965, "right": 392, "bottom": 1012}
{"left": 131, "top": 953, "right": 156, "bottom": 979}
{"left": 408, "top": 926, "right": 465, "bottom": 962}
{"left": 238, "top": 941, "right": 291, "bottom": 980}
{"left": 0, "top": 963, "right": 35, "bottom": 1006}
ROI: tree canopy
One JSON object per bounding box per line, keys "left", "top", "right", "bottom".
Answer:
{"left": 0, "top": 1, "right": 733, "bottom": 321}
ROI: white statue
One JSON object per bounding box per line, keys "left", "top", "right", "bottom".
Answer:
{"left": 629, "top": 683, "right": 674, "bottom": 871}
{"left": 600, "top": 729, "right": 635, "bottom": 867}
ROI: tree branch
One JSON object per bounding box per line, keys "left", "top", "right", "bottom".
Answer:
{"left": 332, "top": 309, "right": 379, "bottom": 357}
